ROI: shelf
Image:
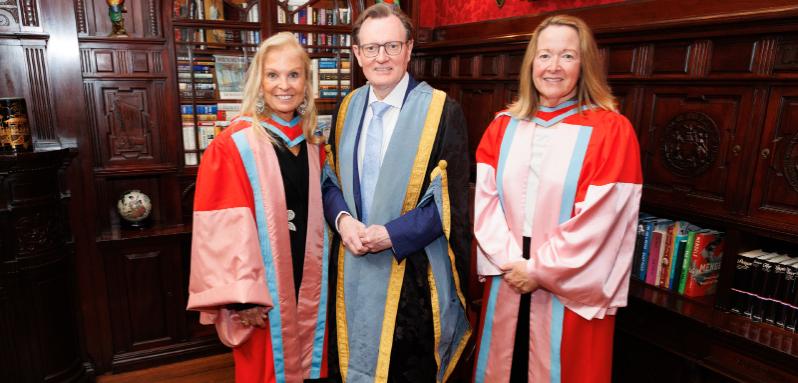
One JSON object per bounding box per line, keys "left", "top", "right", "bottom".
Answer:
{"left": 628, "top": 279, "right": 798, "bottom": 358}
{"left": 275, "top": 24, "right": 352, "bottom": 34}
{"left": 173, "top": 19, "right": 261, "bottom": 30}
{"left": 97, "top": 223, "right": 191, "bottom": 244}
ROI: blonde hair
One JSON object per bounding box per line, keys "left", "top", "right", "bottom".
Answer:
{"left": 241, "top": 32, "right": 321, "bottom": 144}
{"left": 508, "top": 14, "right": 616, "bottom": 119}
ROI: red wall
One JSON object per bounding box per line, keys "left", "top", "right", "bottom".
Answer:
{"left": 419, "top": 0, "right": 626, "bottom": 28}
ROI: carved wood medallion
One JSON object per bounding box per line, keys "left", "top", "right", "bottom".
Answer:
{"left": 661, "top": 111, "right": 720, "bottom": 177}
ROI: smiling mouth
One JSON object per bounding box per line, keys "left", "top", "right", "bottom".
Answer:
{"left": 275, "top": 95, "right": 294, "bottom": 100}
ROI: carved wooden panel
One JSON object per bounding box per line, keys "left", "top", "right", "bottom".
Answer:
{"left": 774, "top": 37, "right": 798, "bottom": 73}
{"left": 480, "top": 54, "right": 500, "bottom": 77}
{"left": 639, "top": 86, "right": 754, "bottom": 218}
{"left": 651, "top": 41, "right": 690, "bottom": 75}
{"left": 85, "top": 80, "right": 167, "bottom": 168}
{"left": 0, "top": 0, "right": 40, "bottom": 32}
{"left": 607, "top": 45, "right": 638, "bottom": 75}
{"left": 506, "top": 52, "right": 524, "bottom": 78}
{"left": 748, "top": 87, "right": 798, "bottom": 228}
{"left": 80, "top": 45, "right": 167, "bottom": 77}
{"left": 439, "top": 56, "right": 452, "bottom": 78}
{"left": 456, "top": 83, "right": 502, "bottom": 165}
{"left": 103, "top": 240, "right": 183, "bottom": 358}
{"left": 708, "top": 38, "right": 757, "bottom": 75}
{"left": 458, "top": 55, "right": 475, "bottom": 78}
{"left": 610, "top": 85, "right": 643, "bottom": 134}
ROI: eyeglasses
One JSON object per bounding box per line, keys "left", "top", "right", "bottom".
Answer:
{"left": 357, "top": 41, "right": 407, "bottom": 58}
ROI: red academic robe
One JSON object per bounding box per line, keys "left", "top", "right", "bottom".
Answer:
{"left": 187, "top": 118, "right": 330, "bottom": 383}
{"left": 473, "top": 102, "right": 643, "bottom": 382}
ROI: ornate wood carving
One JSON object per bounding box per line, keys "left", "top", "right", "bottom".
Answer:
{"left": 148, "top": 0, "right": 158, "bottom": 36}
{"left": 80, "top": 46, "right": 167, "bottom": 77}
{"left": 775, "top": 38, "right": 798, "bottom": 71}
{"left": 0, "top": 0, "right": 20, "bottom": 29}
{"left": 74, "top": 0, "right": 87, "bottom": 34}
{"left": 785, "top": 132, "right": 798, "bottom": 193}
{"left": 20, "top": 0, "right": 35, "bottom": 27}
{"left": 15, "top": 210, "right": 62, "bottom": 254}
{"left": 104, "top": 88, "right": 154, "bottom": 161}
{"left": 661, "top": 112, "right": 720, "bottom": 177}
{"left": 688, "top": 40, "right": 711, "bottom": 77}
{"left": 24, "top": 45, "right": 57, "bottom": 142}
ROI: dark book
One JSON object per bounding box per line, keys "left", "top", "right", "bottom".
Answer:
{"left": 749, "top": 253, "right": 789, "bottom": 321}
{"left": 763, "top": 256, "right": 794, "bottom": 324}
{"left": 631, "top": 215, "right": 653, "bottom": 280}
{"left": 783, "top": 259, "right": 798, "bottom": 331}
{"left": 730, "top": 250, "right": 768, "bottom": 315}
{"left": 639, "top": 218, "right": 656, "bottom": 280}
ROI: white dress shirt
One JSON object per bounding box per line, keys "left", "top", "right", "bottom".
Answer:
{"left": 523, "top": 126, "right": 557, "bottom": 237}
{"left": 335, "top": 72, "right": 410, "bottom": 230}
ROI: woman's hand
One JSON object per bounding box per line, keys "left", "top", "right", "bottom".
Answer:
{"left": 500, "top": 261, "right": 539, "bottom": 294}
{"left": 237, "top": 306, "right": 268, "bottom": 328}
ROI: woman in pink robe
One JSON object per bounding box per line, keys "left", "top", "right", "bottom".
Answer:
{"left": 187, "top": 32, "right": 330, "bottom": 383}
{"left": 472, "top": 15, "right": 643, "bottom": 383}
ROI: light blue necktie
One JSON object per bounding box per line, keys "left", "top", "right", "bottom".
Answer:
{"left": 360, "top": 101, "right": 391, "bottom": 223}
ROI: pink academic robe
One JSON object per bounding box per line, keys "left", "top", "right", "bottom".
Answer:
{"left": 187, "top": 118, "right": 329, "bottom": 383}
{"left": 472, "top": 102, "right": 643, "bottom": 383}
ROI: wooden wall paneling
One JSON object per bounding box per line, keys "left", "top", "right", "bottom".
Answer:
{"left": 638, "top": 86, "right": 755, "bottom": 218}
{"left": 457, "top": 54, "right": 475, "bottom": 78}
{"left": 457, "top": 83, "right": 502, "bottom": 167}
{"left": 747, "top": 86, "right": 798, "bottom": 230}
{"left": 774, "top": 35, "right": 798, "bottom": 77}
{"left": 606, "top": 44, "right": 641, "bottom": 77}
{"left": 709, "top": 37, "right": 758, "bottom": 77}
{"left": 609, "top": 85, "right": 644, "bottom": 134}
{"left": 651, "top": 41, "right": 691, "bottom": 76}
{"left": 505, "top": 51, "right": 524, "bottom": 79}
{"left": 0, "top": 35, "right": 60, "bottom": 149}
{"left": 100, "top": 238, "right": 185, "bottom": 371}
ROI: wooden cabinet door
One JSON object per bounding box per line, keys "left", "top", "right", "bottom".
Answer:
{"left": 747, "top": 87, "right": 798, "bottom": 230}
{"left": 638, "top": 86, "right": 756, "bottom": 218}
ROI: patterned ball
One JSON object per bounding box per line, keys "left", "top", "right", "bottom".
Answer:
{"left": 117, "top": 190, "right": 152, "bottom": 223}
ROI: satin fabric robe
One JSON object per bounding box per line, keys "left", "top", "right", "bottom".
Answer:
{"left": 473, "top": 102, "right": 643, "bottom": 383}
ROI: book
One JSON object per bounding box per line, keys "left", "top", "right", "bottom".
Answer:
{"left": 214, "top": 55, "right": 248, "bottom": 99}
{"left": 766, "top": 257, "right": 797, "bottom": 325}
{"left": 683, "top": 231, "right": 724, "bottom": 297}
{"left": 657, "top": 222, "right": 676, "bottom": 288}
{"left": 729, "top": 249, "right": 769, "bottom": 315}
{"left": 639, "top": 217, "right": 656, "bottom": 280}
{"left": 677, "top": 227, "right": 703, "bottom": 293}
{"left": 752, "top": 254, "right": 791, "bottom": 322}
{"left": 645, "top": 220, "right": 671, "bottom": 285}
{"left": 783, "top": 259, "right": 798, "bottom": 331}
{"left": 745, "top": 252, "right": 783, "bottom": 317}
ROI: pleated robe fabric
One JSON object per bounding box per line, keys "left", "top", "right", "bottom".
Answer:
{"left": 325, "top": 81, "right": 471, "bottom": 383}
{"left": 187, "top": 118, "right": 330, "bottom": 383}
{"left": 472, "top": 102, "right": 643, "bottom": 383}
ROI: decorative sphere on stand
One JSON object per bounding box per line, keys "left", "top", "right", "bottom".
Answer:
{"left": 117, "top": 190, "right": 152, "bottom": 228}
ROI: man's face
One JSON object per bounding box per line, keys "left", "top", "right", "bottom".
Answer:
{"left": 353, "top": 15, "right": 413, "bottom": 98}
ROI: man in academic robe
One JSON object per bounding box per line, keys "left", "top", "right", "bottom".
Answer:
{"left": 322, "top": 4, "right": 471, "bottom": 383}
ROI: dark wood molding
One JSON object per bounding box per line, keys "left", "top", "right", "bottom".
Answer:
{"left": 424, "top": 0, "right": 798, "bottom": 46}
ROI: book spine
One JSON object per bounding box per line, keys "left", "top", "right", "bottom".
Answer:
{"left": 677, "top": 231, "right": 697, "bottom": 294}
{"left": 640, "top": 221, "right": 653, "bottom": 279}
{"left": 646, "top": 232, "right": 662, "bottom": 285}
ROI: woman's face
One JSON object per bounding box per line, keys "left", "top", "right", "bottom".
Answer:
{"left": 261, "top": 46, "right": 306, "bottom": 122}
{"left": 532, "top": 25, "right": 581, "bottom": 107}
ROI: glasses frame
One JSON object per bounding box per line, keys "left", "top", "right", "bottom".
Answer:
{"left": 355, "top": 40, "right": 408, "bottom": 58}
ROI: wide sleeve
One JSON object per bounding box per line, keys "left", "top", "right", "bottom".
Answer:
{"left": 186, "top": 135, "right": 274, "bottom": 346}
{"left": 473, "top": 114, "right": 523, "bottom": 277}
{"left": 528, "top": 113, "right": 643, "bottom": 319}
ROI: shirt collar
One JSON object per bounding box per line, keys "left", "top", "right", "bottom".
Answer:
{"left": 368, "top": 72, "right": 409, "bottom": 110}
